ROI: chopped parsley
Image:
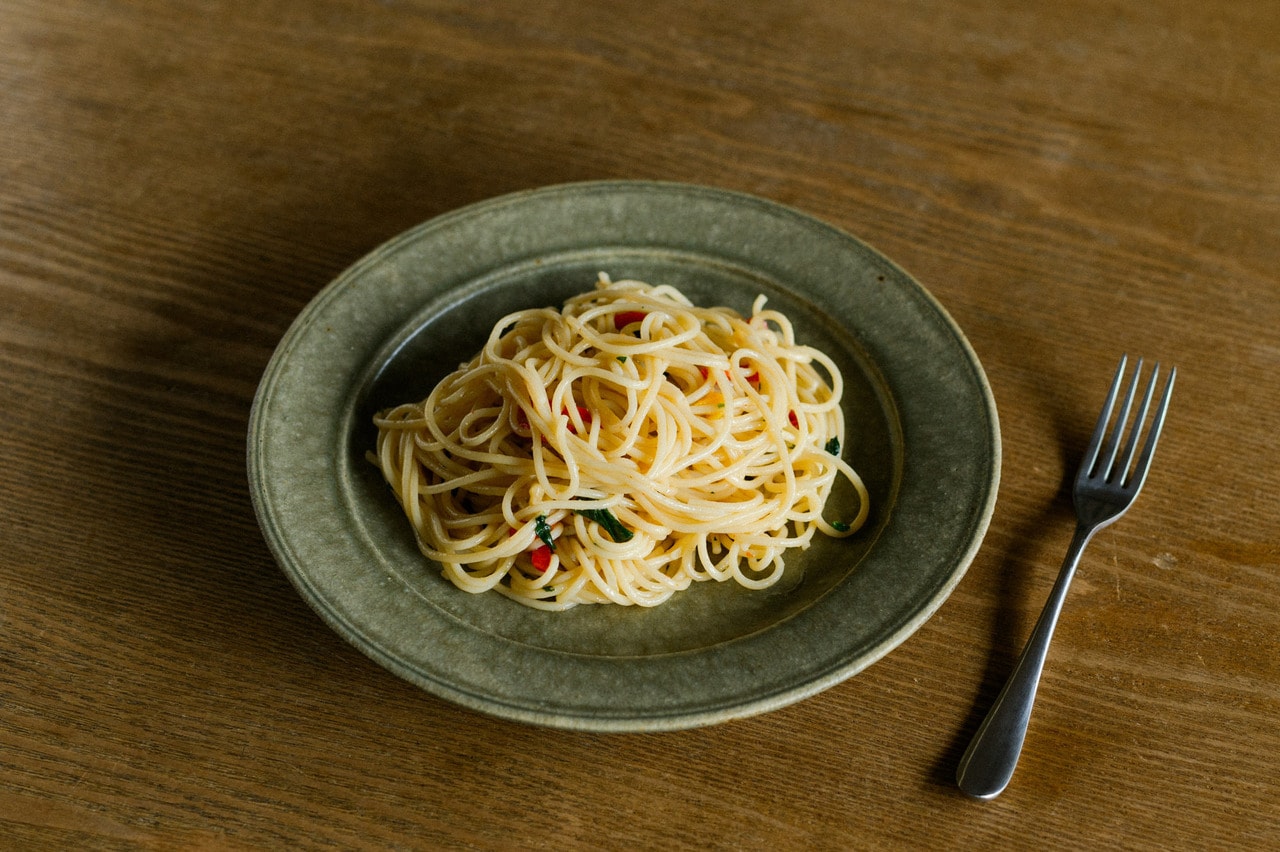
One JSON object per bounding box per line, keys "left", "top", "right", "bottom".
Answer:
{"left": 534, "top": 514, "right": 556, "bottom": 551}
{"left": 572, "top": 506, "right": 634, "bottom": 543}
{"left": 825, "top": 437, "right": 841, "bottom": 455}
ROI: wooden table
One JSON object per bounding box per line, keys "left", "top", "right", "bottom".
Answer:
{"left": 3, "top": 1, "right": 1277, "bottom": 847}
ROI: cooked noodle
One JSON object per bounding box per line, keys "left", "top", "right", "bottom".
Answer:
{"left": 373, "top": 274, "right": 869, "bottom": 610}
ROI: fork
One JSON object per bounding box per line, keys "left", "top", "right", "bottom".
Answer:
{"left": 955, "top": 355, "right": 1177, "bottom": 799}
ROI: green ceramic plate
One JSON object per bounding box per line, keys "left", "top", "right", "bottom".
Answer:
{"left": 248, "top": 181, "right": 1000, "bottom": 731}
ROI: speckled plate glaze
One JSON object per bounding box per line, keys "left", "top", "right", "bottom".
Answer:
{"left": 248, "top": 181, "right": 1000, "bottom": 731}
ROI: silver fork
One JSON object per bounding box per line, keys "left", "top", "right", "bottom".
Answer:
{"left": 956, "top": 355, "right": 1176, "bottom": 799}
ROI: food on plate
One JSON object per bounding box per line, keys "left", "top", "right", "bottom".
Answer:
{"left": 373, "top": 274, "right": 868, "bottom": 609}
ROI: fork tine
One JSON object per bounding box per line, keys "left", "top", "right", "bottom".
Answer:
{"left": 1082, "top": 354, "right": 1128, "bottom": 479}
{"left": 1117, "top": 363, "right": 1161, "bottom": 486}
{"left": 1100, "top": 356, "right": 1143, "bottom": 480}
{"left": 1126, "top": 364, "right": 1176, "bottom": 491}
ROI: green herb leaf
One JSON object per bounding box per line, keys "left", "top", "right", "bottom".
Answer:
{"left": 573, "top": 507, "right": 634, "bottom": 543}
{"left": 534, "top": 514, "right": 556, "bottom": 552}
{"left": 617, "top": 355, "right": 628, "bottom": 363}
{"left": 832, "top": 520, "right": 851, "bottom": 532}
{"left": 825, "top": 437, "right": 841, "bottom": 455}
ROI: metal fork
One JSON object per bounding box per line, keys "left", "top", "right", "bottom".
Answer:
{"left": 956, "top": 355, "right": 1176, "bottom": 799}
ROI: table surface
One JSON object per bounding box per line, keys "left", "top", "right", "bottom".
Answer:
{"left": 3, "top": 0, "right": 1277, "bottom": 847}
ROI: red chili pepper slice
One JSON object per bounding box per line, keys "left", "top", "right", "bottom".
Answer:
{"left": 531, "top": 544, "right": 553, "bottom": 573}
{"left": 563, "top": 405, "right": 592, "bottom": 434}
{"left": 614, "top": 310, "right": 648, "bottom": 330}
{"left": 701, "top": 365, "right": 759, "bottom": 385}
{"left": 699, "top": 365, "right": 752, "bottom": 383}
{"left": 788, "top": 410, "right": 799, "bottom": 428}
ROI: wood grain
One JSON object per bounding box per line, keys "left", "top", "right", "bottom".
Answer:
{"left": 3, "top": 0, "right": 1278, "bottom": 847}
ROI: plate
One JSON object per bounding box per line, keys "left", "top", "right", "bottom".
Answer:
{"left": 247, "top": 181, "right": 1000, "bottom": 731}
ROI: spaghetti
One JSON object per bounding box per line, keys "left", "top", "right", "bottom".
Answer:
{"left": 373, "top": 274, "right": 869, "bottom": 609}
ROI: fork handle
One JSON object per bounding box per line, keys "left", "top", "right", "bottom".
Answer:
{"left": 956, "top": 522, "right": 1098, "bottom": 799}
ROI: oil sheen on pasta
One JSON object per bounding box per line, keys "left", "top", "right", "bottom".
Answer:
{"left": 373, "top": 274, "right": 869, "bottom": 610}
